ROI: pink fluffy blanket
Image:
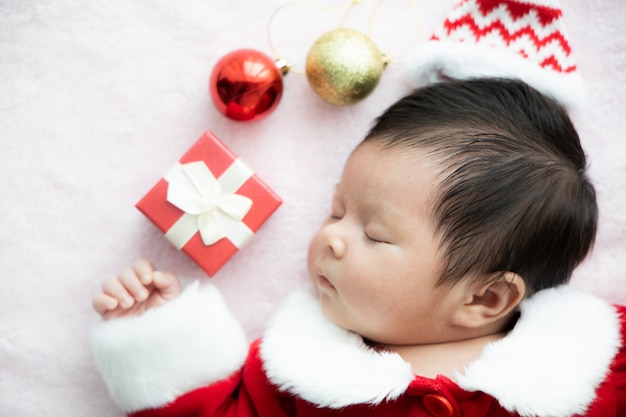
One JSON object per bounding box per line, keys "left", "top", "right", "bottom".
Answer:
{"left": 1, "top": 0, "right": 625, "bottom": 415}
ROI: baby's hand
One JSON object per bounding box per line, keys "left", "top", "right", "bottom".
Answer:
{"left": 92, "top": 259, "right": 182, "bottom": 320}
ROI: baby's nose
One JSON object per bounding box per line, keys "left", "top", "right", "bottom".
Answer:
{"left": 323, "top": 223, "right": 346, "bottom": 258}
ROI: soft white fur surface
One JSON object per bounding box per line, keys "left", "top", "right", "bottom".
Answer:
{"left": 261, "top": 285, "right": 620, "bottom": 416}
{"left": 1, "top": 0, "right": 625, "bottom": 415}
{"left": 91, "top": 282, "right": 248, "bottom": 412}
{"left": 456, "top": 286, "right": 621, "bottom": 417}
{"left": 261, "top": 286, "right": 415, "bottom": 408}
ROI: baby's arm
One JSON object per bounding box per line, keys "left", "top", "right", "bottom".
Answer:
{"left": 92, "top": 259, "right": 181, "bottom": 320}
{"left": 91, "top": 259, "right": 250, "bottom": 414}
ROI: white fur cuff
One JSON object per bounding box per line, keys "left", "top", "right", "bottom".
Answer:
{"left": 90, "top": 282, "right": 248, "bottom": 413}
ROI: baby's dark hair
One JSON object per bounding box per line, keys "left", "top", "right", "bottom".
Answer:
{"left": 363, "top": 78, "right": 597, "bottom": 294}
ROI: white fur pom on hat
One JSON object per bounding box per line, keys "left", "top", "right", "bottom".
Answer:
{"left": 405, "top": 0, "right": 584, "bottom": 110}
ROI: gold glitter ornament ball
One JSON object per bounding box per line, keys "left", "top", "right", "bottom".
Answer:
{"left": 306, "top": 28, "right": 385, "bottom": 106}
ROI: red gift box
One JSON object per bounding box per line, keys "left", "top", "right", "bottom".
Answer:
{"left": 136, "top": 130, "right": 282, "bottom": 277}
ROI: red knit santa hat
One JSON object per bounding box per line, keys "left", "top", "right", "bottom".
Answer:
{"left": 405, "top": 0, "right": 584, "bottom": 110}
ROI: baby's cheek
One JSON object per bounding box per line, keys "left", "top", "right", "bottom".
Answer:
{"left": 305, "top": 237, "right": 319, "bottom": 269}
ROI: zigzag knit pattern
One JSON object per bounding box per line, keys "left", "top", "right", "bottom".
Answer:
{"left": 432, "top": 0, "right": 576, "bottom": 73}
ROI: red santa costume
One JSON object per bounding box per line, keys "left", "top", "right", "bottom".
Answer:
{"left": 91, "top": 283, "right": 626, "bottom": 417}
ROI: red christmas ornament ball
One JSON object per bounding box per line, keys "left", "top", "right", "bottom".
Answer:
{"left": 209, "top": 49, "right": 284, "bottom": 122}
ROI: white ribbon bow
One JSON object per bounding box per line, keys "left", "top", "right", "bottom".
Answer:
{"left": 164, "top": 161, "right": 255, "bottom": 249}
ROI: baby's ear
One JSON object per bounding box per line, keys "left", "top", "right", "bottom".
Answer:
{"left": 453, "top": 272, "right": 526, "bottom": 329}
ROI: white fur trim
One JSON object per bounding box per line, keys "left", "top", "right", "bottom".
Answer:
{"left": 90, "top": 282, "right": 248, "bottom": 413}
{"left": 260, "top": 287, "right": 415, "bottom": 408}
{"left": 405, "top": 41, "right": 586, "bottom": 111}
{"left": 260, "top": 286, "right": 621, "bottom": 415}
{"left": 456, "top": 286, "right": 622, "bottom": 417}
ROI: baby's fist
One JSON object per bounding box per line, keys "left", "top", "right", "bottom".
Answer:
{"left": 92, "top": 259, "right": 181, "bottom": 320}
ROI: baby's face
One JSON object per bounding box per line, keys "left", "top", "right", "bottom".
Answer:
{"left": 307, "top": 142, "right": 465, "bottom": 345}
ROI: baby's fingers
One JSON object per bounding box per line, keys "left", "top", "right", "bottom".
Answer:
{"left": 132, "top": 259, "right": 156, "bottom": 285}
{"left": 151, "top": 271, "right": 182, "bottom": 301}
{"left": 92, "top": 293, "right": 119, "bottom": 315}
{"left": 118, "top": 267, "right": 151, "bottom": 304}
{"left": 101, "top": 275, "right": 138, "bottom": 309}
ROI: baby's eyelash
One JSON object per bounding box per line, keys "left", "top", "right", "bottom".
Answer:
{"left": 365, "top": 232, "right": 385, "bottom": 244}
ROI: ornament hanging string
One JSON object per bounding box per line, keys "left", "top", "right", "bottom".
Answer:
{"left": 266, "top": 0, "right": 361, "bottom": 74}
{"left": 361, "top": 0, "right": 424, "bottom": 68}
{"left": 266, "top": 0, "right": 423, "bottom": 106}
{"left": 266, "top": 0, "right": 423, "bottom": 74}
{"left": 367, "top": 0, "right": 423, "bottom": 61}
